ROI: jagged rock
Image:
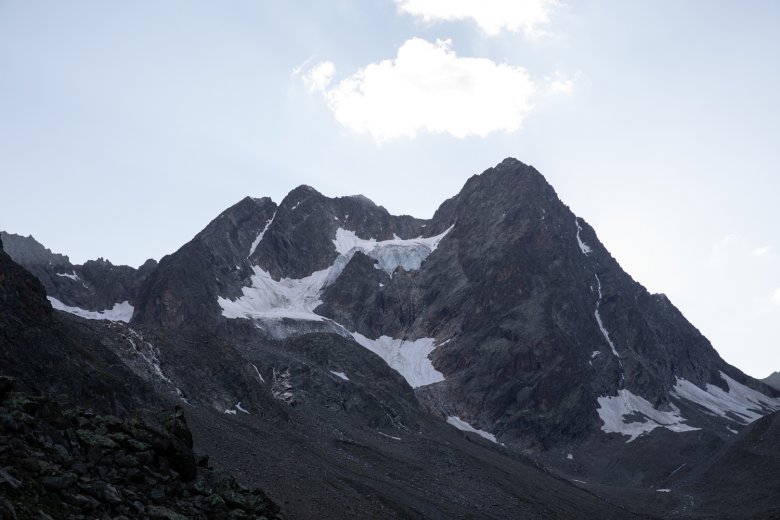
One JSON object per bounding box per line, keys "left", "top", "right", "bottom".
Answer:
{"left": 40, "top": 472, "right": 77, "bottom": 490}
{"left": 0, "top": 377, "right": 14, "bottom": 401}
{"left": 0, "top": 467, "right": 21, "bottom": 490}
{"left": 76, "top": 429, "right": 118, "bottom": 449}
{"left": 763, "top": 371, "right": 780, "bottom": 391}
{"left": 0, "top": 385, "right": 283, "bottom": 519}
{"left": 0, "top": 498, "right": 15, "bottom": 520}
{"left": 147, "top": 505, "right": 188, "bottom": 520}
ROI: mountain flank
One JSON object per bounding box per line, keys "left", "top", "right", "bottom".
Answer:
{"left": 3, "top": 158, "right": 779, "bottom": 518}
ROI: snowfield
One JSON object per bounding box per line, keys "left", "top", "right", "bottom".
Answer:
{"left": 48, "top": 297, "right": 134, "bottom": 323}
{"left": 220, "top": 225, "right": 452, "bottom": 322}
{"left": 597, "top": 371, "right": 780, "bottom": 442}
{"left": 672, "top": 371, "right": 780, "bottom": 423}
{"left": 446, "top": 416, "right": 497, "bottom": 443}
{"left": 333, "top": 226, "right": 452, "bottom": 275}
{"left": 351, "top": 332, "right": 444, "bottom": 388}
{"left": 597, "top": 389, "right": 699, "bottom": 442}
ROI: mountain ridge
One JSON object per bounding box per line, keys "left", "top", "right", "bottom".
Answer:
{"left": 3, "top": 157, "right": 779, "bottom": 518}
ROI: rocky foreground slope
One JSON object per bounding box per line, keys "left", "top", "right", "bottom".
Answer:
{"left": 0, "top": 378, "right": 281, "bottom": 520}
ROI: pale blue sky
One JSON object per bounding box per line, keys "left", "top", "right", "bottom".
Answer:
{"left": 1, "top": 1, "right": 778, "bottom": 378}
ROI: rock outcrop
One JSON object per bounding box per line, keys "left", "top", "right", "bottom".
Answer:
{"left": 0, "top": 377, "right": 282, "bottom": 520}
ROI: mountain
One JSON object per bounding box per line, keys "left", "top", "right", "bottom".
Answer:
{"left": 0, "top": 211, "right": 639, "bottom": 519}
{"left": 4, "top": 158, "right": 779, "bottom": 518}
{"left": 763, "top": 371, "right": 780, "bottom": 391}
{"left": 0, "top": 230, "right": 157, "bottom": 321}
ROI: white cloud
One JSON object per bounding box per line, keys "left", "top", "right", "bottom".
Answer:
{"left": 753, "top": 246, "right": 772, "bottom": 257}
{"left": 306, "top": 38, "right": 536, "bottom": 142}
{"left": 302, "top": 61, "right": 335, "bottom": 92}
{"left": 545, "top": 71, "right": 576, "bottom": 95}
{"left": 772, "top": 288, "right": 780, "bottom": 305}
{"left": 291, "top": 56, "right": 314, "bottom": 77}
{"left": 548, "top": 78, "right": 574, "bottom": 94}
{"left": 395, "top": 0, "right": 559, "bottom": 37}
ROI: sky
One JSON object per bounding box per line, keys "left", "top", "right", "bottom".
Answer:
{"left": 0, "top": 1, "right": 778, "bottom": 378}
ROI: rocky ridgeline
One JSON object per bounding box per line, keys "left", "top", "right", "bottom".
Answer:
{"left": 0, "top": 377, "right": 282, "bottom": 520}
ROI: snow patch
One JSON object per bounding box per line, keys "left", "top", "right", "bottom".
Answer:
{"left": 218, "top": 263, "right": 342, "bottom": 322}
{"left": 333, "top": 225, "right": 453, "bottom": 275}
{"left": 575, "top": 218, "right": 592, "bottom": 255}
{"left": 252, "top": 363, "right": 265, "bottom": 383}
{"left": 56, "top": 271, "right": 80, "bottom": 281}
{"left": 672, "top": 371, "right": 780, "bottom": 424}
{"left": 378, "top": 432, "right": 402, "bottom": 441}
{"left": 248, "top": 211, "right": 276, "bottom": 257}
{"left": 591, "top": 351, "right": 601, "bottom": 358}
{"left": 657, "top": 489, "right": 671, "bottom": 493}
{"left": 597, "top": 389, "right": 699, "bottom": 442}
{"left": 48, "top": 297, "right": 134, "bottom": 323}
{"left": 351, "top": 332, "right": 444, "bottom": 388}
{"left": 235, "top": 402, "right": 250, "bottom": 414}
{"left": 330, "top": 370, "right": 349, "bottom": 381}
{"left": 224, "top": 409, "right": 237, "bottom": 415}
{"left": 446, "top": 416, "right": 497, "bottom": 443}
{"left": 566, "top": 453, "right": 574, "bottom": 460}
{"left": 594, "top": 275, "right": 619, "bottom": 359}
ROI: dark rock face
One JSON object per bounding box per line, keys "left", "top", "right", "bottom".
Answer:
{"left": 0, "top": 381, "right": 282, "bottom": 519}
{"left": 0, "top": 231, "right": 156, "bottom": 314}
{"left": 317, "top": 158, "right": 779, "bottom": 451}
{"left": 763, "top": 371, "right": 780, "bottom": 391}
{"left": 132, "top": 196, "right": 277, "bottom": 332}
{"left": 0, "top": 231, "right": 70, "bottom": 266}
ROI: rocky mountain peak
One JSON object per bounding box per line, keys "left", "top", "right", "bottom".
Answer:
{"left": 279, "top": 184, "right": 323, "bottom": 210}
{"left": 0, "top": 244, "right": 53, "bottom": 323}
{"left": 0, "top": 231, "right": 70, "bottom": 266}
{"left": 764, "top": 371, "right": 780, "bottom": 391}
